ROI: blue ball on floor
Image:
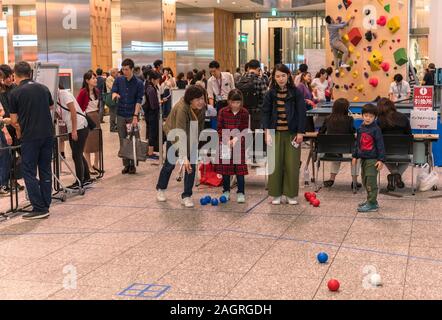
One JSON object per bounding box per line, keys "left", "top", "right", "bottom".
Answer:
{"left": 219, "top": 195, "right": 227, "bottom": 203}
{"left": 205, "top": 195, "right": 211, "bottom": 203}
{"left": 211, "top": 198, "right": 219, "bottom": 206}
{"left": 200, "top": 198, "right": 208, "bottom": 205}
{"left": 317, "top": 252, "right": 328, "bottom": 264}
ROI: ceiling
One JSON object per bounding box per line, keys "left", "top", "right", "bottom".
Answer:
{"left": 177, "top": 0, "right": 324, "bottom": 13}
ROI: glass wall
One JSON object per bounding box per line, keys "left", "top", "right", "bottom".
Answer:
{"left": 235, "top": 11, "right": 325, "bottom": 71}
{"left": 409, "top": 0, "right": 431, "bottom": 79}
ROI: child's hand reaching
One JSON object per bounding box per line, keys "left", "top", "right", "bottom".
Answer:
{"left": 375, "top": 161, "right": 384, "bottom": 171}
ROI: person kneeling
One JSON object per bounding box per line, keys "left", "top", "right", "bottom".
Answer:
{"left": 156, "top": 85, "right": 207, "bottom": 208}
{"left": 215, "top": 89, "right": 249, "bottom": 203}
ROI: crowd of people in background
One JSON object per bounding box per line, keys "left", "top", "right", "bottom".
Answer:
{"left": 0, "top": 56, "right": 439, "bottom": 218}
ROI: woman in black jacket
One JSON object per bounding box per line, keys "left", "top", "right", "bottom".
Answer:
{"left": 262, "top": 64, "right": 307, "bottom": 205}
{"left": 377, "top": 98, "right": 412, "bottom": 191}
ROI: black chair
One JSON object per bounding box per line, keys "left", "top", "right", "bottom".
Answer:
{"left": 381, "top": 134, "right": 415, "bottom": 195}
{"left": 314, "top": 134, "right": 358, "bottom": 193}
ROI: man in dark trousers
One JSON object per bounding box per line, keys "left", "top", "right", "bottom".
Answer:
{"left": 9, "top": 61, "right": 54, "bottom": 220}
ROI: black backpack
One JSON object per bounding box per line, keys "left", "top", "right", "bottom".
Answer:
{"left": 236, "top": 75, "right": 258, "bottom": 110}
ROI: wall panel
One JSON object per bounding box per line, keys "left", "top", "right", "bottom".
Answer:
{"left": 90, "top": 0, "right": 112, "bottom": 72}
{"left": 214, "top": 8, "right": 235, "bottom": 72}
{"left": 326, "top": 0, "right": 409, "bottom": 101}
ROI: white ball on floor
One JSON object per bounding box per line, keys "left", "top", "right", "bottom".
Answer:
{"left": 370, "top": 273, "right": 382, "bottom": 286}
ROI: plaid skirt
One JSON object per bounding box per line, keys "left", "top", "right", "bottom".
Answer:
{"left": 214, "top": 143, "right": 248, "bottom": 176}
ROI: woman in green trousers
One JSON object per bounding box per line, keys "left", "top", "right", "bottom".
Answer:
{"left": 262, "top": 64, "right": 307, "bottom": 205}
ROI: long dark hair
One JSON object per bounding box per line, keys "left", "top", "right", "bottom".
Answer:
{"left": 270, "top": 64, "right": 294, "bottom": 90}
{"left": 329, "top": 98, "right": 350, "bottom": 123}
{"left": 299, "top": 72, "right": 313, "bottom": 92}
{"left": 377, "top": 97, "right": 397, "bottom": 128}
{"left": 82, "top": 70, "right": 98, "bottom": 100}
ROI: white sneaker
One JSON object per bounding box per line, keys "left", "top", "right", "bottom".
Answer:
{"left": 340, "top": 63, "right": 351, "bottom": 68}
{"left": 237, "top": 193, "right": 245, "bottom": 203}
{"left": 271, "top": 196, "right": 281, "bottom": 205}
{"left": 287, "top": 197, "right": 299, "bottom": 205}
{"left": 181, "top": 197, "right": 194, "bottom": 208}
{"left": 222, "top": 191, "right": 230, "bottom": 201}
{"left": 157, "top": 190, "right": 167, "bottom": 202}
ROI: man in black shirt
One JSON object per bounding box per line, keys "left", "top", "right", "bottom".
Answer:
{"left": 423, "top": 63, "right": 436, "bottom": 86}
{"left": 9, "top": 61, "right": 54, "bottom": 220}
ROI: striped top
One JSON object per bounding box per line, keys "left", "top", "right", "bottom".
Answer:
{"left": 276, "top": 87, "right": 288, "bottom": 131}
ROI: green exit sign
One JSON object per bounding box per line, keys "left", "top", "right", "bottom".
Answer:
{"left": 271, "top": 8, "right": 277, "bottom": 16}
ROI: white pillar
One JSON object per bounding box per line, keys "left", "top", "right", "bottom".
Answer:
{"left": 429, "top": 0, "right": 442, "bottom": 66}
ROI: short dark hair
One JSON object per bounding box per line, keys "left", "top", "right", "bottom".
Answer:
{"left": 209, "top": 60, "right": 220, "bottom": 69}
{"left": 195, "top": 71, "right": 205, "bottom": 81}
{"left": 177, "top": 72, "right": 185, "bottom": 81}
{"left": 121, "top": 58, "right": 135, "bottom": 69}
{"left": 394, "top": 74, "right": 403, "bottom": 82}
{"left": 326, "top": 67, "right": 333, "bottom": 76}
{"left": 362, "top": 103, "right": 378, "bottom": 116}
{"left": 14, "top": 61, "right": 32, "bottom": 78}
{"left": 154, "top": 60, "right": 163, "bottom": 68}
{"left": 227, "top": 89, "right": 243, "bottom": 103}
{"left": 247, "top": 59, "right": 261, "bottom": 70}
{"left": 184, "top": 85, "right": 205, "bottom": 105}
{"left": 244, "top": 63, "right": 249, "bottom": 72}
{"left": 299, "top": 64, "right": 308, "bottom": 73}
{"left": 236, "top": 67, "right": 240, "bottom": 73}
{"left": 96, "top": 68, "right": 103, "bottom": 76}
{"left": 325, "top": 16, "right": 332, "bottom": 24}
{"left": 0, "top": 64, "right": 13, "bottom": 78}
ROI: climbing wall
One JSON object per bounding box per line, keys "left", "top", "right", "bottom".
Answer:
{"left": 326, "top": 0, "right": 409, "bottom": 102}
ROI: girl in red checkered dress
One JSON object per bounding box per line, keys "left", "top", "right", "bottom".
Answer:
{"left": 215, "top": 89, "right": 250, "bottom": 203}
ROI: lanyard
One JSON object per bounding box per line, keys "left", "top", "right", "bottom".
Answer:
{"left": 216, "top": 75, "right": 223, "bottom": 95}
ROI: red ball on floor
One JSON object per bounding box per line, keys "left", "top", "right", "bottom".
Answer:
{"left": 328, "top": 279, "right": 340, "bottom": 291}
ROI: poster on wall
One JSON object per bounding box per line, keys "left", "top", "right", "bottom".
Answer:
{"left": 325, "top": 0, "right": 409, "bottom": 101}
{"left": 413, "top": 86, "right": 434, "bottom": 110}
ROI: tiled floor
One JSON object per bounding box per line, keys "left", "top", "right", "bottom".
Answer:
{"left": 1, "top": 119, "right": 442, "bottom": 300}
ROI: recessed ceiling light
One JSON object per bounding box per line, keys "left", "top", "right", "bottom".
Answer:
{"left": 232, "top": 1, "right": 236, "bottom": 4}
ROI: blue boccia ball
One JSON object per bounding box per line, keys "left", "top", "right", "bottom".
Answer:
{"left": 317, "top": 252, "right": 328, "bottom": 264}
{"left": 219, "top": 195, "right": 227, "bottom": 203}
{"left": 211, "top": 198, "right": 219, "bottom": 206}
{"left": 205, "top": 195, "right": 211, "bottom": 203}
{"left": 200, "top": 198, "right": 208, "bottom": 205}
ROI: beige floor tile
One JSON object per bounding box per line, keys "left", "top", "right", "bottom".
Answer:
{"left": 403, "top": 284, "right": 442, "bottom": 300}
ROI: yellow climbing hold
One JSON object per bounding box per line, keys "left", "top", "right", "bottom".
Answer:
{"left": 352, "top": 71, "right": 359, "bottom": 79}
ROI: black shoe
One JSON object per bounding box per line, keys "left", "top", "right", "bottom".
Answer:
{"left": 67, "top": 182, "right": 80, "bottom": 189}
{"left": 22, "top": 210, "right": 50, "bottom": 220}
{"left": 82, "top": 179, "right": 94, "bottom": 186}
{"left": 128, "top": 165, "right": 136, "bottom": 174}
{"left": 122, "top": 166, "right": 130, "bottom": 174}
{"left": 351, "top": 182, "right": 362, "bottom": 189}
{"left": 387, "top": 174, "right": 396, "bottom": 191}
{"left": 324, "top": 180, "right": 335, "bottom": 188}
{"left": 93, "top": 166, "right": 105, "bottom": 174}
{"left": 395, "top": 174, "right": 405, "bottom": 189}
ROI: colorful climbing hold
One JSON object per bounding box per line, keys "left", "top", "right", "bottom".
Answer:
{"left": 377, "top": 16, "right": 387, "bottom": 27}
{"left": 384, "top": 4, "right": 391, "bottom": 13}
{"left": 387, "top": 16, "right": 401, "bottom": 34}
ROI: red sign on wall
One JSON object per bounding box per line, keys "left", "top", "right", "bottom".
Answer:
{"left": 413, "top": 86, "right": 434, "bottom": 110}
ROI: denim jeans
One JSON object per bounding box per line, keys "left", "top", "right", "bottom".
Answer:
{"left": 223, "top": 175, "right": 245, "bottom": 194}
{"left": 156, "top": 141, "right": 196, "bottom": 199}
{"left": 21, "top": 137, "right": 53, "bottom": 212}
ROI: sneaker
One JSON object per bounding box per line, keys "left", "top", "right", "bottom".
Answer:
{"left": 358, "top": 201, "right": 379, "bottom": 208}
{"left": 12, "top": 181, "right": 25, "bottom": 191}
{"left": 222, "top": 191, "right": 230, "bottom": 201}
{"left": 271, "top": 196, "right": 282, "bottom": 205}
{"left": 324, "top": 180, "right": 335, "bottom": 188}
{"left": 181, "top": 197, "right": 194, "bottom": 208}
{"left": 237, "top": 193, "right": 245, "bottom": 203}
{"left": 351, "top": 182, "right": 362, "bottom": 189}
{"left": 22, "top": 211, "right": 50, "bottom": 220}
{"left": 157, "top": 189, "right": 167, "bottom": 202}
{"left": 128, "top": 166, "right": 136, "bottom": 174}
{"left": 0, "top": 186, "right": 9, "bottom": 196}
{"left": 147, "top": 154, "right": 159, "bottom": 160}
{"left": 82, "top": 179, "right": 94, "bottom": 186}
{"left": 122, "top": 166, "right": 130, "bottom": 174}
{"left": 340, "top": 63, "right": 351, "bottom": 68}
{"left": 287, "top": 197, "right": 299, "bottom": 205}
{"left": 66, "top": 182, "right": 80, "bottom": 189}
{"left": 358, "top": 203, "right": 379, "bottom": 213}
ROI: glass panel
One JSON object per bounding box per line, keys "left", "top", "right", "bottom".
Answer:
{"left": 411, "top": 0, "right": 431, "bottom": 29}
{"left": 239, "top": 19, "right": 255, "bottom": 66}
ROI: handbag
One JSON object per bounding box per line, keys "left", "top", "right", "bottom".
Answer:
{"left": 104, "top": 92, "right": 117, "bottom": 108}
{"left": 57, "top": 102, "right": 96, "bottom": 130}
{"left": 118, "top": 128, "right": 148, "bottom": 162}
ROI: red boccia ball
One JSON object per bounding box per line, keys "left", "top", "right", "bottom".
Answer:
{"left": 304, "top": 192, "right": 311, "bottom": 200}
{"left": 312, "top": 199, "right": 320, "bottom": 207}
{"left": 328, "top": 279, "right": 340, "bottom": 291}
{"left": 310, "top": 193, "right": 317, "bottom": 199}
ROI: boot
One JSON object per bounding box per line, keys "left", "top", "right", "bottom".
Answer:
{"left": 387, "top": 174, "right": 396, "bottom": 191}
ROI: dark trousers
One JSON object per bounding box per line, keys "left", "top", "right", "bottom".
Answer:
{"left": 69, "top": 128, "right": 90, "bottom": 184}
{"left": 156, "top": 141, "right": 196, "bottom": 199}
{"left": 109, "top": 105, "right": 117, "bottom": 130}
{"left": 21, "top": 137, "right": 53, "bottom": 212}
{"left": 117, "top": 116, "right": 139, "bottom": 167}
{"left": 0, "top": 133, "right": 11, "bottom": 187}
{"left": 146, "top": 107, "right": 159, "bottom": 151}
{"left": 98, "top": 99, "right": 105, "bottom": 122}
{"left": 223, "top": 175, "right": 245, "bottom": 194}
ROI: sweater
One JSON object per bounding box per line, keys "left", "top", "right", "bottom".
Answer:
{"left": 353, "top": 122, "right": 385, "bottom": 161}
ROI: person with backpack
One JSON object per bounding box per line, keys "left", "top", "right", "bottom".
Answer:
{"left": 207, "top": 60, "right": 235, "bottom": 111}
{"left": 236, "top": 59, "right": 268, "bottom": 163}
